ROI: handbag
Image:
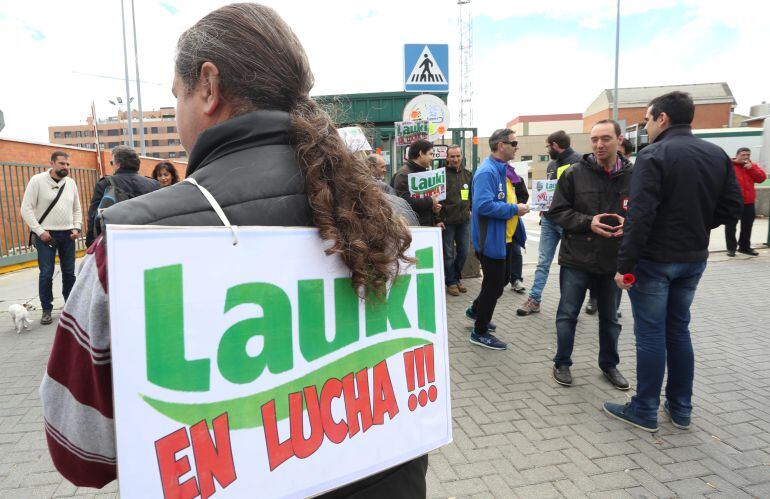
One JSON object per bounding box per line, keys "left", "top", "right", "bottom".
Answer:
{"left": 29, "top": 182, "right": 67, "bottom": 249}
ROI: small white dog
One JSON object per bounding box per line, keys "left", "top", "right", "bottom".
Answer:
{"left": 8, "top": 303, "right": 34, "bottom": 334}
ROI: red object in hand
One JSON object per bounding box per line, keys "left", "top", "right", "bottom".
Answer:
{"left": 622, "top": 274, "right": 635, "bottom": 285}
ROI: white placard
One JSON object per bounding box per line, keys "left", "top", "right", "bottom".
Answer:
{"left": 338, "top": 126, "right": 372, "bottom": 153}
{"left": 106, "top": 225, "right": 451, "bottom": 499}
{"left": 529, "top": 179, "right": 559, "bottom": 212}
{"left": 407, "top": 167, "right": 446, "bottom": 201}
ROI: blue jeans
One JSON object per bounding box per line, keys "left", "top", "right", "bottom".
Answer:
{"left": 554, "top": 266, "right": 621, "bottom": 369}
{"left": 627, "top": 259, "right": 706, "bottom": 422}
{"left": 529, "top": 216, "right": 562, "bottom": 303}
{"left": 35, "top": 230, "right": 76, "bottom": 312}
{"left": 442, "top": 221, "right": 470, "bottom": 285}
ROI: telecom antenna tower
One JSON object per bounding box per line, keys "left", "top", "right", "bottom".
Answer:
{"left": 458, "top": 0, "right": 473, "bottom": 128}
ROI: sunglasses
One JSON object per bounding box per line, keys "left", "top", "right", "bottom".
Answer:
{"left": 501, "top": 140, "right": 518, "bottom": 147}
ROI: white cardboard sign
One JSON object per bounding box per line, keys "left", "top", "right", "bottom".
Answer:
{"left": 407, "top": 167, "right": 447, "bottom": 202}
{"left": 106, "top": 225, "right": 451, "bottom": 498}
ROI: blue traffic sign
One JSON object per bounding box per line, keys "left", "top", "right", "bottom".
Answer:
{"left": 404, "top": 44, "right": 449, "bottom": 93}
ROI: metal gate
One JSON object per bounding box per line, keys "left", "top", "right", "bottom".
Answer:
{"left": 0, "top": 163, "right": 98, "bottom": 267}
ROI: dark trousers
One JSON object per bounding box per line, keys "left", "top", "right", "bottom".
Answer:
{"left": 442, "top": 221, "right": 470, "bottom": 285}
{"left": 471, "top": 252, "right": 509, "bottom": 334}
{"left": 506, "top": 241, "right": 523, "bottom": 284}
{"left": 554, "top": 266, "right": 621, "bottom": 369}
{"left": 35, "top": 230, "right": 76, "bottom": 312}
{"left": 725, "top": 203, "right": 755, "bottom": 252}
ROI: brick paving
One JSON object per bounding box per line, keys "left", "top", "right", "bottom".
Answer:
{"left": 1, "top": 250, "right": 769, "bottom": 498}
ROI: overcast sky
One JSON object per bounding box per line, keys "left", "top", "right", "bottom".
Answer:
{"left": 1, "top": 0, "right": 768, "bottom": 143}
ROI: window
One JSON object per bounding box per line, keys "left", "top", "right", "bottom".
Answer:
{"left": 167, "top": 138, "right": 180, "bottom": 146}
{"left": 520, "top": 155, "right": 533, "bottom": 161}
{"left": 151, "top": 140, "right": 160, "bottom": 147}
{"left": 539, "top": 155, "right": 549, "bottom": 162}
{"left": 132, "top": 128, "right": 138, "bottom": 135}
{"left": 54, "top": 132, "right": 61, "bottom": 139}
{"left": 107, "top": 129, "right": 119, "bottom": 136}
{"left": 108, "top": 142, "right": 119, "bottom": 148}
{"left": 166, "top": 126, "right": 176, "bottom": 134}
{"left": 178, "top": 151, "right": 187, "bottom": 158}
{"left": 169, "top": 152, "right": 176, "bottom": 158}
{"left": 151, "top": 127, "right": 158, "bottom": 134}
{"left": 75, "top": 131, "right": 82, "bottom": 137}
{"left": 64, "top": 132, "right": 72, "bottom": 138}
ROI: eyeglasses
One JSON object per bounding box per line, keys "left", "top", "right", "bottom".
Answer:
{"left": 501, "top": 140, "right": 518, "bottom": 148}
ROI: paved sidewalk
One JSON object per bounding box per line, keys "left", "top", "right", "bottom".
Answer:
{"left": 1, "top": 251, "right": 769, "bottom": 498}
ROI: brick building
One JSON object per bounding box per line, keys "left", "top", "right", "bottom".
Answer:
{"left": 506, "top": 113, "right": 583, "bottom": 136}
{"left": 583, "top": 82, "right": 736, "bottom": 132}
{"left": 48, "top": 107, "right": 186, "bottom": 160}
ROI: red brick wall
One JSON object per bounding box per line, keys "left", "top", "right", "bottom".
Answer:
{"left": 0, "top": 139, "right": 187, "bottom": 257}
{"left": 583, "top": 103, "right": 733, "bottom": 132}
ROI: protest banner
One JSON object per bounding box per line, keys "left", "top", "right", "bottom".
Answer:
{"left": 407, "top": 167, "right": 446, "bottom": 201}
{"left": 395, "top": 120, "right": 429, "bottom": 146}
{"left": 530, "top": 179, "right": 559, "bottom": 212}
{"left": 106, "top": 225, "right": 451, "bottom": 498}
{"left": 337, "top": 126, "right": 372, "bottom": 153}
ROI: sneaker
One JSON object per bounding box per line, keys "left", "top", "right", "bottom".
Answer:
{"left": 469, "top": 330, "right": 507, "bottom": 350}
{"left": 516, "top": 298, "right": 540, "bottom": 316}
{"left": 457, "top": 282, "right": 468, "bottom": 293}
{"left": 738, "top": 248, "right": 759, "bottom": 256}
{"left": 664, "top": 401, "right": 691, "bottom": 430}
{"left": 465, "top": 305, "right": 496, "bottom": 331}
{"left": 584, "top": 297, "right": 597, "bottom": 315}
{"left": 726, "top": 250, "right": 736, "bottom": 257}
{"left": 40, "top": 311, "right": 53, "bottom": 325}
{"left": 510, "top": 279, "right": 526, "bottom": 294}
{"left": 602, "top": 367, "right": 630, "bottom": 390}
{"left": 603, "top": 402, "right": 658, "bottom": 432}
{"left": 446, "top": 284, "right": 460, "bottom": 296}
{"left": 553, "top": 365, "right": 573, "bottom": 386}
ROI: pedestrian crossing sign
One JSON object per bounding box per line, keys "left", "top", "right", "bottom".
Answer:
{"left": 404, "top": 44, "right": 449, "bottom": 92}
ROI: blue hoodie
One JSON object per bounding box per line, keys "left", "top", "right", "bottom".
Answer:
{"left": 471, "top": 155, "right": 525, "bottom": 259}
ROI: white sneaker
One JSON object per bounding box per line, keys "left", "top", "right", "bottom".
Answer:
{"left": 511, "top": 279, "right": 525, "bottom": 294}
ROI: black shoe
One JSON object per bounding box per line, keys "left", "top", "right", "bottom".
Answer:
{"left": 585, "top": 297, "right": 597, "bottom": 315}
{"left": 726, "top": 250, "right": 736, "bottom": 257}
{"left": 602, "top": 367, "right": 629, "bottom": 390}
{"left": 40, "top": 311, "right": 53, "bottom": 325}
{"left": 553, "top": 365, "right": 573, "bottom": 386}
{"left": 617, "top": 310, "right": 622, "bottom": 318}
{"left": 737, "top": 248, "right": 759, "bottom": 256}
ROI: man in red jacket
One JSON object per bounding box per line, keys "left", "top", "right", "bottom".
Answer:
{"left": 725, "top": 147, "right": 767, "bottom": 256}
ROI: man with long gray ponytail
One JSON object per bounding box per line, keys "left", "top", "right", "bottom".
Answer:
{"left": 41, "top": 3, "right": 427, "bottom": 496}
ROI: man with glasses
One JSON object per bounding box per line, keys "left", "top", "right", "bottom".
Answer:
{"left": 517, "top": 130, "right": 580, "bottom": 316}
{"left": 467, "top": 129, "right": 529, "bottom": 350}
{"left": 20, "top": 151, "right": 83, "bottom": 325}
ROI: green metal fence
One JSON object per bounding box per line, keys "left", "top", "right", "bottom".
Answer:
{"left": 0, "top": 162, "right": 98, "bottom": 267}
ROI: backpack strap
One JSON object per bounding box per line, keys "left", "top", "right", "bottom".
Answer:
{"left": 185, "top": 177, "right": 240, "bottom": 246}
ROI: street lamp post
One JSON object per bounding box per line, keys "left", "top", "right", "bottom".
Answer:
{"left": 119, "top": 0, "right": 134, "bottom": 147}
{"left": 613, "top": 0, "right": 621, "bottom": 123}
{"left": 130, "top": 0, "right": 146, "bottom": 156}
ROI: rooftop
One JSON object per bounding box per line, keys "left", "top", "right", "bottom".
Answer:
{"left": 585, "top": 82, "right": 736, "bottom": 117}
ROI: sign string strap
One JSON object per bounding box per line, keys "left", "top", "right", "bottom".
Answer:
{"left": 184, "top": 177, "right": 239, "bottom": 246}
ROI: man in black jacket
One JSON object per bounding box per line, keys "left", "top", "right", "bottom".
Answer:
{"left": 85, "top": 145, "right": 160, "bottom": 246}
{"left": 392, "top": 139, "right": 441, "bottom": 227}
{"left": 438, "top": 145, "right": 473, "bottom": 296}
{"left": 547, "top": 120, "right": 631, "bottom": 390}
{"left": 518, "top": 130, "right": 581, "bottom": 315}
{"left": 604, "top": 91, "right": 743, "bottom": 432}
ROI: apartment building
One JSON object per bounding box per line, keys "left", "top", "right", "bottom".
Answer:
{"left": 48, "top": 107, "right": 186, "bottom": 160}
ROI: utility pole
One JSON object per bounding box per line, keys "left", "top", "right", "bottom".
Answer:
{"left": 130, "top": 0, "right": 146, "bottom": 156}
{"left": 613, "top": 0, "right": 621, "bottom": 122}
{"left": 458, "top": 0, "right": 473, "bottom": 129}
{"left": 120, "top": 0, "right": 134, "bottom": 147}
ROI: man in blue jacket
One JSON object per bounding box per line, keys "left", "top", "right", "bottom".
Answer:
{"left": 467, "top": 128, "right": 529, "bottom": 350}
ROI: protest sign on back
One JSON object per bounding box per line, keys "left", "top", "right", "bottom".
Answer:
{"left": 106, "top": 225, "right": 451, "bottom": 498}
